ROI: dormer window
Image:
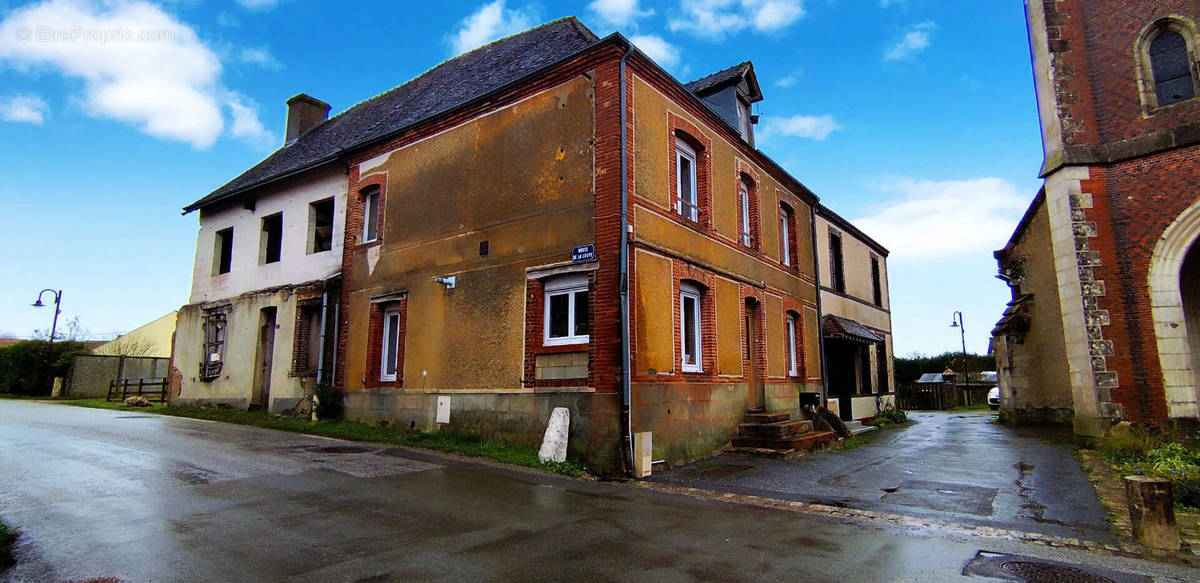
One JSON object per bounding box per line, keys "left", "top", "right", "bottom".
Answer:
{"left": 737, "top": 98, "right": 752, "bottom": 142}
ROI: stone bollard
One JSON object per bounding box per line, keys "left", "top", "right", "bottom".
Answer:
{"left": 51, "top": 377, "right": 63, "bottom": 398}
{"left": 1124, "top": 475, "right": 1180, "bottom": 550}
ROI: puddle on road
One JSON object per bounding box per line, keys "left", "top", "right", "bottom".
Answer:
{"left": 879, "top": 480, "right": 997, "bottom": 516}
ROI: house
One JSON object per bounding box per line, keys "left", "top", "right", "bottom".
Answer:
{"left": 171, "top": 94, "right": 346, "bottom": 413}
{"left": 815, "top": 205, "right": 894, "bottom": 421}
{"left": 992, "top": 1, "right": 1200, "bottom": 437}
{"left": 172, "top": 17, "right": 887, "bottom": 473}
{"left": 93, "top": 311, "right": 177, "bottom": 358}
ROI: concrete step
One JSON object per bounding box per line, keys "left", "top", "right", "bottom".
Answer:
{"left": 844, "top": 420, "right": 863, "bottom": 431}
{"left": 850, "top": 424, "right": 877, "bottom": 436}
{"left": 731, "top": 430, "right": 837, "bottom": 452}
{"left": 722, "top": 446, "right": 798, "bottom": 460}
{"left": 736, "top": 419, "right": 813, "bottom": 438}
{"left": 744, "top": 411, "right": 790, "bottom": 424}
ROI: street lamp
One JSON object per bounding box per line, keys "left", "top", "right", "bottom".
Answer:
{"left": 949, "top": 311, "right": 969, "bottom": 400}
{"left": 32, "top": 289, "right": 63, "bottom": 343}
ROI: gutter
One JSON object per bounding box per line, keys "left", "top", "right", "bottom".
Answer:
{"left": 618, "top": 42, "right": 635, "bottom": 477}
{"left": 810, "top": 204, "right": 830, "bottom": 412}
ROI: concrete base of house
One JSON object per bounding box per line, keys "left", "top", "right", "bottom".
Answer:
{"left": 632, "top": 381, "right": 820, "bottom": 467}
{"left": 343, "top": 388, "right": 623, "bottom": 474}
{"left": 998, "top": 406, "right": 1075, "bottom": 426}
{"left": 172, "top": 397, "right": 250, "bottom": 410}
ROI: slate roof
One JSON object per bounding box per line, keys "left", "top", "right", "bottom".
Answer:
{"left": 683, "top": 61, "right": 762, "bottom": 102}
{"left": 185, "top": 17, "right": 599, "bottom": 213}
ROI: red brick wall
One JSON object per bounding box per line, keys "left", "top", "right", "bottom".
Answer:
{"left": 1082, "top": 144, "right": 1200, "bottom": 423}
{"left": 522, "top": 274, "right": 597, "bottom": 387}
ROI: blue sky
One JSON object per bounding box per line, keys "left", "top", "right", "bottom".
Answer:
{"left": 0, "top": 0, "right": 1041, "bottom": 357}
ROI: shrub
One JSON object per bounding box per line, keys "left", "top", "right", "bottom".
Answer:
{"left": 0, "top": 520, "right": 16, "bottom": 568}
{"left": 313, "top": 382, "right": 344, "bottom": 420}
{"left": 1103, "top": 431, "right": 1200, "bottom": 510}
{"left": 0, "top": 340, "right": 92, "bottom": 396}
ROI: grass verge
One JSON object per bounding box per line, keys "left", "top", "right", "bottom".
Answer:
{"left": 57, "top": 398, "right": 587, "bottom": 477}
{"left": 947, "top": 403, "right": 993, "bottom": 413}
{"left": 0, "top": 520, "right": 16, "bottom": 568}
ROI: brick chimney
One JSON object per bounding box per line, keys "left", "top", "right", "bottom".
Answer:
{"left": 285, "top": 94, "right": 331, "bottom": 145}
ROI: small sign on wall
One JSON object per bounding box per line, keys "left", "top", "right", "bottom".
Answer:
{"left": 571, "top": 244, "right": 595, "bottom": 263}
{"left": 436, "top": 395, "right": 451, "bottom": 424}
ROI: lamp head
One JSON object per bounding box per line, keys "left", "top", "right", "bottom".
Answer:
{"left": 949, "top": 320, "right": 959, "bottom": 328}
{"left": 32, "top": 299, "right": 44, "bottom": 308}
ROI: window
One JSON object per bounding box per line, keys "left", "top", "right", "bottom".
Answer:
{"left": 871, "top": 255, "right": 883, "bottom": 307}
{"left": 544, "top": 275, "right": 590, "bottom": 346}
{"left": 362, "top": 186, "right": 380, "bottom": 243}
{"left": 680, "top": 282, "right": 702, "bottom": 373}
{"left": 261, "top": 213, "right": 282, "bottom": 264}
{"left": 829, "top": 232, "right": 846, "bottom": 293}
{"left": 780, "top": 205, "right": 794, "bottom": 267}
{"left": 676, "top": 138, "right": 698, "bottom": 221}
{"left": 739, "top": 179, "right": 753, "bottom": 247}
{"left": 737, "top": 99, "right": 751, "bottom": 142}
{"left": 786, "top": 313, "right": 799, "bottom": 377}
{"left": 200, "top": 307, "right": 227, "bottom": 380}
{"left": 380, "top": 306, "right": 402, "bottom": 382}
{"left": 213, "top": 227, "right": 233, "bottom": 275}
{"left": 309, "top": 199, "right": 334, "bottom": 254}
{"left": 1150, "top": 30, "right": 1195, "bottom": 107}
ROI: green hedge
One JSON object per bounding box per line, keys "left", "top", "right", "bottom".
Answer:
{"left": 0, "top": 340, "right": 92, "bottom": 396}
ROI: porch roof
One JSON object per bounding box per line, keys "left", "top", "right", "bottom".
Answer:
{"left": 822, "top": 315, "right": 884, "bottom": 344}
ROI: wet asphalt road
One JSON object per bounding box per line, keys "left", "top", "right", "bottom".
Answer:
{"left": 651, "top": 411, "right": 1111, "bottom": 540}
{"left": 1, "top": 401, "right": 1196, "bottom": 582}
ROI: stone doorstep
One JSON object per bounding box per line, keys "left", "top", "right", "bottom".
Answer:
{"left": 730, "top": 430, "right": 837, "bottom": 451}
{"left": 629, "top": 480, "right": 1200, "bottom": 568}
{"left": 722, "top": 446, "right": 798, "bottom": 460}
{"left": 744, "top": 411, "right": 790, "bottom": 424}
{"left": 736, "top": 419, "right": 814, "bottom": 438}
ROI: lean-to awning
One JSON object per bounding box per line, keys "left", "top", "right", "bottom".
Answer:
{"left": 822, "top": 315, "right": 884, "bottom": 344}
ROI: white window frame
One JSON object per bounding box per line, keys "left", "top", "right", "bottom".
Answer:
{"left": 680, "top": 282, "right": 702, "bottom": 373}
{"left": 739, "top": 180, "right": 752, "bottom": 247}
{"left": 786, "top": 314, "right": 798, "bottom": 377}
{"left": 363, "top": 190, "right": 380, "bottom": 243}
{"left": 676, "top": 138, "right": 698, "bottom": 221}
{"left": 780, "top": 207, "right": 792, "bottom": 266}
{"left": 543, "top": 274, "right": 590, "bottom": 346}
{"left": 380, "top": 307, "right": 401, "bottom": 382}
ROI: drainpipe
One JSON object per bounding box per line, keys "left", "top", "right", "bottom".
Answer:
{"left": 619, "top": 43, "right": 635, "bottom": 476}
{"left": 315, "top": 288, "right": 329, "bottom": 384}
{"left": 811, "top": 205, "right": 829, "bottom": 415}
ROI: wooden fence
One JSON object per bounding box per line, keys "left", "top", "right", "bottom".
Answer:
{"left": 106, "top": 377, "right": 168, "bottom": 403}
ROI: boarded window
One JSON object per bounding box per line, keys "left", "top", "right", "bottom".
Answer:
{"left": 871, "top": 256, "right": 883, "bottom": 307}
{"left": 291, "top": 301, "right": 323, "bottom": 377}
{"left": 309, "top": 198, "right": 334, "bottom": 253}
{"left": 214, "top": 227, "right": 233, "bottom": 275}
{"left": 1151, "top": 30, "right": 1195, "bottom": 106}
{"left": 261, "top": 213, "right": 282, "bottom": 264}
{"left": 829, "top": 232, "right": 846, "bottom": 293}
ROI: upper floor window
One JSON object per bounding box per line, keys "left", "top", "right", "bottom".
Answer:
{"left": 680, "top": 282, "right": 703, "bottom": 373}
{"left": 870, "top": 255, "right": 883, "bottom": 307}
{"left": 739, "top": 177, "right": 755, "bottom": 248}
{"left": 829, "top": 232, "right": 846, "bottom": 293}
{"left": 780, "top": 203, "right": 795, "bottom": 267}
{"left": 362, "top": 186, "right": 380, "bottom": 243}
{"left": 213, "top": 227, "right": 233, "bottom": 275}
{"left": 309, "top": 198, "right": 334, "bottom": 254}
{"left": 544, "top": 275, "right": 590, "bottom": 346}
{"left": 676, "top": 137, "right": 699, "bottom": 221}
{"left": 1151, "top": 30, "right": 1196, "bottom": 107}
{"left": 260, "top": 213, "right": 282, "bottom": 265}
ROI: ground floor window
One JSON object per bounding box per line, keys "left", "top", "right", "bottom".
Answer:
{"left": 680, "top": 282, "right": 702, "bottom": 373}
{"left": 786, "top": 313, "right": 799, "bottom": 377}
{"left": 544, "top": 274, "right": 589, "bottom": 346}
{"left": 381, "top": 306, "right": 402, "bottom": 382}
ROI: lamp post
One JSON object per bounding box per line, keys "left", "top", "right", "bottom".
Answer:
{"left": 32, "top": 289, "right": 63, "bottom": 343}
{"left": 950, "top": 311, "right": 969, "bottom": 403}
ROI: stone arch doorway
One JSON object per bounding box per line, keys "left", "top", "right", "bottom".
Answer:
{"left": 1149, "top": 200, "right": 1200, "bottom": 418}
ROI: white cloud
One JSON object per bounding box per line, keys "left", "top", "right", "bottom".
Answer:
{"left": 448, "top": 0, "right": 536, "bottom": 56}
{"left": 0, "top": 0, "right": 268, "bottom": 149}
{"left": 774, "top": 68, "right": 802, "bottom": 88}
{"left": 759, "top": 114, "right": 840, "bottom": 141}
{"left": 235, "top": 0, "right": 278, "bottom": 10}
{"left": 589, "top": 0, "right": 652, "bottom": 27}
{"left": 630, "top": 34, "right": 679, "bottom": 66}
{"left": 226, "top": 92, "right": 274, "bottom": 148}
{"left": 851, "top": 177, "right": 1030, "bottom": 261}
{"left": 239, "top": 46, "right": 281, "bottom": 69}
{"left": 883, "top": 21, "right": 936, "bottom": 61}
{"left": 669, "top": 0, "right": 805, "bottom": 39}
{"left": 1, "top": 94, "right": 49, "bottom": 124}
